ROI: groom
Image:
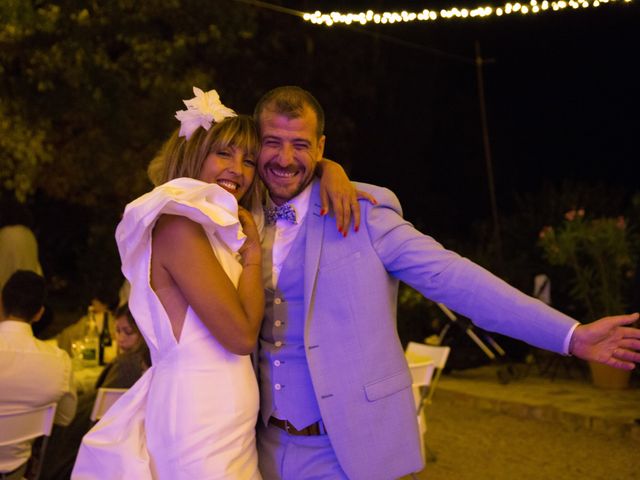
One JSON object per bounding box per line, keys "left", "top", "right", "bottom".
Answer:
{"left": 253, "top": 85, "right": 640, "bottom": 480}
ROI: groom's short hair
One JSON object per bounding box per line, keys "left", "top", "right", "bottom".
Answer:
{"left": 254, "top": 86, "right": 325, "bottom": 138}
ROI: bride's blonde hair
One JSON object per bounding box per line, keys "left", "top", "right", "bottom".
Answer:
{"left": 147, "top": 114, "right": 262, "bottom": 210}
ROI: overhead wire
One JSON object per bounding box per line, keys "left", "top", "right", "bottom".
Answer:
{"left": 231, "top": 0, "right": 476, "bottom": 64}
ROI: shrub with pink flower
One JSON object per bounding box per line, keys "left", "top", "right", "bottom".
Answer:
{"left": 538, "top": 210, "right": 637, "bottom": 322}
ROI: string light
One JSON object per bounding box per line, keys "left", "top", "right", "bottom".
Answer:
{"left": 302, "top": 0, "right": 633, "bottom": 26}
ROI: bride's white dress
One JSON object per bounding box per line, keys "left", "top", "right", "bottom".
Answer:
{"left": 72, "top": 178, "right": 261, "bottom": 480}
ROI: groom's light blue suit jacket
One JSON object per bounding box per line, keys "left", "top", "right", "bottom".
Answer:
{"left": 298, "top": 179, "right": 577, "bottom": 479}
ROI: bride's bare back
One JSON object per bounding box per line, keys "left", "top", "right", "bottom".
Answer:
{"left": 150, "top": 213, "right": 263, "bottom": 354}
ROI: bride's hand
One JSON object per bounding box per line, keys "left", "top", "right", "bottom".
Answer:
{"left": 317, "top": 158, "right": 377, "bottom": 236}
{"left": 238, "top": 207, "right": 261, "bottom": 267}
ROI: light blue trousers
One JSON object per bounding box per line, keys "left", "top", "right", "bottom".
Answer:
{"left": 257, "top": 421, "right": 349, "bottom": 480}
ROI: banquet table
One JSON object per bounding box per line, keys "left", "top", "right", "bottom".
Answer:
{"left": 73, "top": 365, "right": 105, "bottom": 396}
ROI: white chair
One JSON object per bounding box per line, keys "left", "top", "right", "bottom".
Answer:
{"left": 405, "top": 344, "right": 435, "bottom": 471}
{"left": 405, "top": 345, "right": 436, "bottom": 411}
{"left": 405, "top": 342, "right": 451, "bottom": 465}
{"left": 408, "top": 342, "right": 451, "bottom": 408}
{"left": 90, "top": 387, "right": 127, "bottom": 422}
{"left": 0, "top": 402, "right": 57, "bottom": 480}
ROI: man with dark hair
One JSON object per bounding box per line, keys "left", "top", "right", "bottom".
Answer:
{"left": 0, "top": 271, "right": 77, "bottom": 479}
{"left": 252, "top": 85, "right": 640, "bottom": 479}
{"left": 1, "top": 270, "right": 46, "bottom": 320}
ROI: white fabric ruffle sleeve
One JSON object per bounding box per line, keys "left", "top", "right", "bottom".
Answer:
{"left": 115, "top": 177, "right": 246, "bottom": 352}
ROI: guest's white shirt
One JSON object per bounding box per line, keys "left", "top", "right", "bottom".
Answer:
{"left": 266, "top": 183, "right": 313, "bottom": 287}
{"left": 0, "top": 320, "right": 77, "bottom": 473}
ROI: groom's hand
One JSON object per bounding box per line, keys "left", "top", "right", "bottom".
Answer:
{"left": 569, "top": 313, "right": 640, "bottom": 370}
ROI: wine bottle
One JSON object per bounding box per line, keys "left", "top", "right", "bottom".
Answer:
{"left": 99, "top": 311, "right": 113, "bottom": 365}
{"left": 82, "top": 308, "right": 100, "bottom": 368}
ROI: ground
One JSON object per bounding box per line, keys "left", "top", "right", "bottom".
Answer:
{"left": 403, "top": 398, "right": 640, "bottom": 480}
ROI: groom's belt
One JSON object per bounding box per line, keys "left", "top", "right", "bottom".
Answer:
{"left": 269, "top": 416, "right": 327, "bottom": 436}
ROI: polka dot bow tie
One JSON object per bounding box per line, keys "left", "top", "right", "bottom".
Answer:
{"left": 264, "top": 203, "right": 298, "bottom": 225}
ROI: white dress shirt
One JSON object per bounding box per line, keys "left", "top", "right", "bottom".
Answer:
{"left": 0, "top": 320, "right": 77, "bottom": 473}
{"left": 266, "top": 183, "right": 313, "bottom": 287}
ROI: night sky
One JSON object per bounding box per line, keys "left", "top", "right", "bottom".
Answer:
{"left": 265, "top": 1, "right": 639, "bottom": 239}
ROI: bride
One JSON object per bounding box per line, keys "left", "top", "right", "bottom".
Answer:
{"left": 72, "top": 87, "right": 354, "bottom": 479}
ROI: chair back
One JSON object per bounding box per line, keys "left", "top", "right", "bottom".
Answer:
{"left": 406, "top": 342, "right": 451, "bottom": 404}
{"left": 405, "top": 345, "right": 436, "bottom": 388}
{"left": 0, "top": 402, "right": 57, "bottom": 480}
{"left": 407, "top": 342, "right": 450, "bottom": 370}
{"left": 90, "top": 387, "right": 127, "bottom": 422}
{"left": 0, "top": 403, "right": 57, "bottom": 446}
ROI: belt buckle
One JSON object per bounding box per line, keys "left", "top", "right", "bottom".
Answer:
{"left": 283, "top": 419, "right": 292, "bottom": 433}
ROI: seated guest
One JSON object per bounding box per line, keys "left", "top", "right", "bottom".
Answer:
{"left": 95, "top": 303, "right": 150, "bottom": 389}
{"left": 40, "top": 305, "right": 149, "bottom": 480}
{"left": 55, "top": 288, "right": 116, "bottom": 357}
{"left": 0, "top": 271, "right": 77, "bottom": 479}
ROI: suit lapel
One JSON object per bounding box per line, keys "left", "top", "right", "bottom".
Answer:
{"left": 304, "top": 179, "right": 325, "bottom": 330}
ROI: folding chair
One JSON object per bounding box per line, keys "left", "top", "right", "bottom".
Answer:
{"left": 407, "top": 342, "right": 451, "bottom": 408}
{"left": 0, "top": 402, "right": 57, "bottom": 480}
{"left": 90, "top": 387, "right": 127, "bottom": 422}
{"left": 405, "top": 343, "right": 435, "bottom": 477}
{"left": 405, "top": 345, "right": 436, "bottom": 411}
{"left": 405, "top": 342, "right": 451, "bottom": 465}
{"left": 433, "top": 303, "right": 518, "bottom": 384}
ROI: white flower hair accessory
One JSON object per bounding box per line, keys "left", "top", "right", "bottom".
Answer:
{"left": 175, "top": 87, "right": 237, "bottom": 140}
